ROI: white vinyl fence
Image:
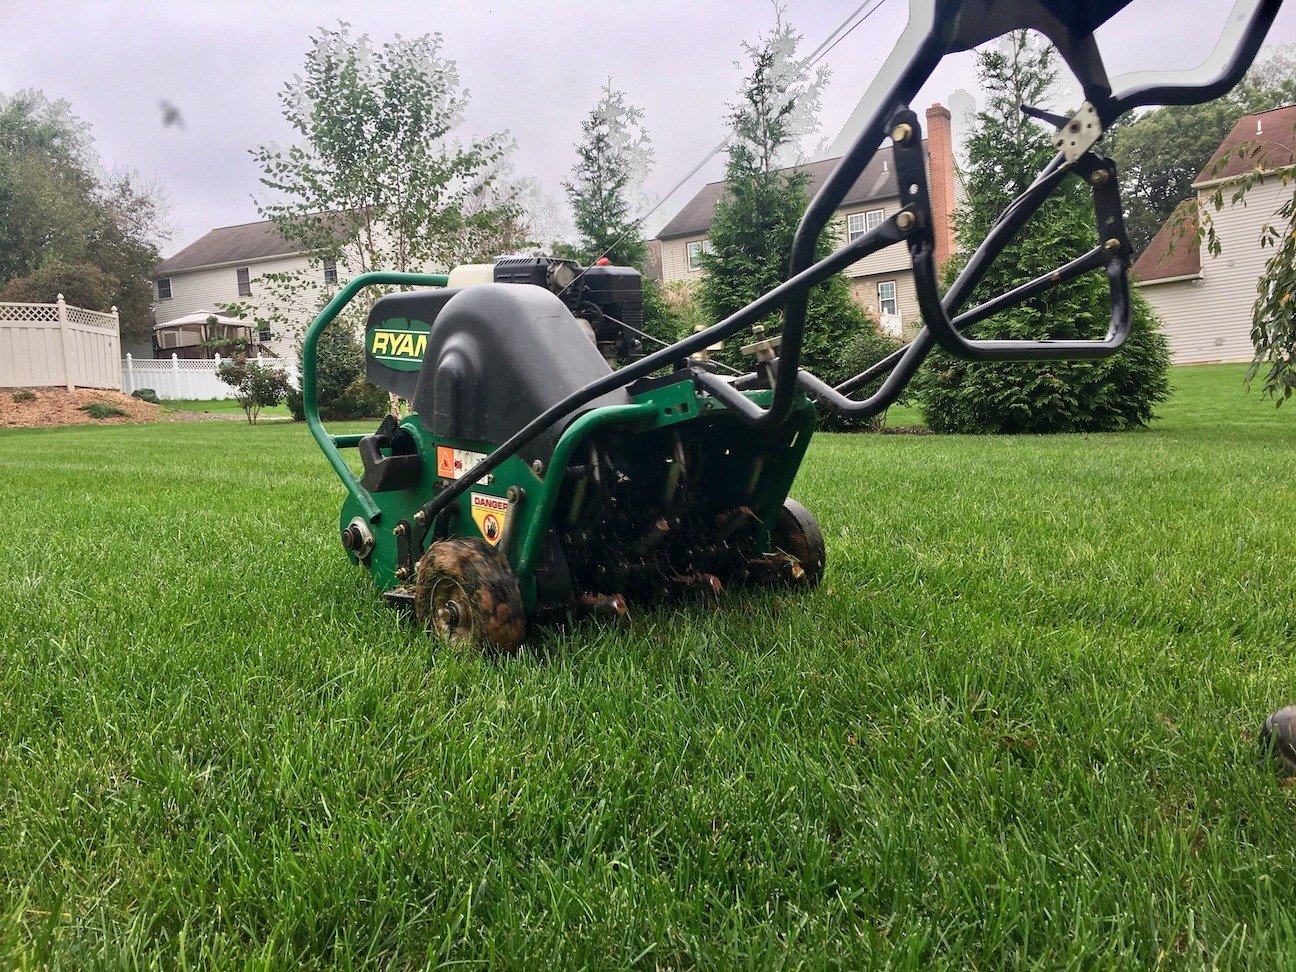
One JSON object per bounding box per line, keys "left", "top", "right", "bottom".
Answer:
{"left": 121, "top": 353, "right": 300, "bottom": 401}
{"left": 0, "top": 296, "right": 121, "bottom": 390}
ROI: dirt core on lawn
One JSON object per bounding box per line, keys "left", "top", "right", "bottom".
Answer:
{"left": 1, "top": 388, "right": 162, "bottom": 429}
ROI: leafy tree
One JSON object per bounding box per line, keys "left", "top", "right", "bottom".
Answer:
{"left": 0, "top": 261, "right": 117, "bottom": 310}
{"left": 916, "top": 31, "right": 1170, "bottom": 434}
{"left": 0, "top": 89, "right": 168, "bottom": 339}
{"left": 698, "top": 9, "right": 875, "bottom": 392}
{"left": 230, "top": 23, "right": 519, "bottom": 345}
{"left": 216, "top": 354, "right": 294, "bottom": 425}
{"left": 563, "top": 82, "right": 653, "bottom": 268}
{"left": 1110, "top": 45, "right": 1296, "bottom": 252}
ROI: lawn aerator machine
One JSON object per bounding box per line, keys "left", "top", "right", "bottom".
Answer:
{"left": 304, "top": 0, "right": 1282, "bottom": 654}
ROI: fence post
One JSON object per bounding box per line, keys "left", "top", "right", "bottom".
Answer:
{"left": 125, "top": 353, "right": 133, "bottom": 393}
{"left": 56, "top": 293, "right": 74, "bottom": 391}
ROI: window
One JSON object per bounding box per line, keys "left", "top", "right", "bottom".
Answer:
{"left": 257, "top": 326, "right": 272, "bottom": 344}
{"left": 686, "top": 239, "right": 713, "bottom": 270}
{"left": 236, "top": 267, "right": 252, "bottom": 297}
{"left": 877, "top": 280, "right": 898, "bottom": 317}
{"left": 156, "top": 278, "right": 172, "bottom": 300}
{"left": 848, "top": 209, "right": 886, "bottom": 242}
{"left": 323, "top": 258, "right": 338, "bottom": 287}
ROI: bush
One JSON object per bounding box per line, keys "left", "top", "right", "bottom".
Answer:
{"left": 80, "top": 402, "right": 128, "bottom": 419}
{"left": 914, "top": 31, "right": 1172, "bottom": 434}
{"left": 11, "top": 390, "right": 36, "bottom": 403}
{"left": 216, "top": 354, "right": 293, "bottom": 425}
{"left": 914, "top": 287, "right": 1171, "bottom": 435}
{"left": 0, "top": 261, "right": 119, "bottom": 311}
{"left": 286, "top": 322, "right": 390, "bottom": 422}
{"left": 817, "top": 324, "right": 906, "bottom": 432}
{"left": 131, "top": 388, "right": 160, "bottom": 404}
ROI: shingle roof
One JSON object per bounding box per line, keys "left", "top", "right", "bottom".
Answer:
{"left": 1195, "top": 103, "right": 1296, "bottom": 185}
{"left": 655, "top": 143, "right": 928, "bottom": 240}
{"left": 157, "top": 219, "right": 305, "bottom": 275}
{"left": 1131, "top": 199, "right": 1201, "bottom": 283}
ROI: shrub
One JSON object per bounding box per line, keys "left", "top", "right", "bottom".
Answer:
{"left": 817, "top": 325, "right": 907, "bottom": 432}
{"left": 131, "top": 388, "right": 160, "bottom": 404}
{"left": 286, "top": 322, "right": 390, "bottom": 422}
{"left": 11, "top": 390, "right": 36, "bottom": 403}
{"left": 915, "top": 285, "right": 1171, "bottom": 435}
{"left": 913, "top": 31, "right": 1171, "bottom": 434}
{"left": 81, "top": 402, "right": 128, "bottom": 419}
{"left": 0, "top": 261, "right": 118, "bottom": 311}
{"left": 216, "top": 354, "right": 293, "bottom": 425}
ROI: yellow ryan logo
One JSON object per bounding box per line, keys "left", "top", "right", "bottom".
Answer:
{"left": 367, "top": 318, "right": 430, "bottom": 372}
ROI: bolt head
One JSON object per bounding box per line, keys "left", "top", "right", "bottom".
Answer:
{"left": 1104, "top": 238, "right": 1122, "bottom": 253}
{"left": 1090, "top": 169, "right": 1110, "bottom": 187}
{"left": 413, "top": 510, "right": 427, "bottom": 523}
{"left": 891, "top": 122, "right": 914, "bottom": 145}
{"left": 896, "top": 211, "right": 916, "bottom": 232}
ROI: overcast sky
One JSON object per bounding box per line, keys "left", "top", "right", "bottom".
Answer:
{"left": 4, "top": 1, "right": 1296, "bottom": 256}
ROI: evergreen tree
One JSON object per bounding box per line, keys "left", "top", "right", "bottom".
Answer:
{"left": 563, "top": 82, "right": 652, "bottom": 269}
{"left": 698, "top": 10, "right": 875, "bottom": 388}
{"left": 915, "top": 31, "right": 1170, "bottom": 434}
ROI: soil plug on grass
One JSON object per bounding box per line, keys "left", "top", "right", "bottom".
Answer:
{"left": 1261, "top": 706, "right": 1296, "bottom": 778}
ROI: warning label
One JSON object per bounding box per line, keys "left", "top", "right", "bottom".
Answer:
{"left": 471, "top": 492, "right": 509, "bottom": 546}
{"left": 436, "top": 446, "right": 492, "bottom": 484}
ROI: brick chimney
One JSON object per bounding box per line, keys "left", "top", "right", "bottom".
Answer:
{"left": 925, "top": 103, "right": 957, "bottom": 268}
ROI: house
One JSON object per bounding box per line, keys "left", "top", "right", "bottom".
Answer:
{"left": 1133, "top": 104, "right": 1296, "bottom": 364}
{"left": 138, "top": 218, "right": 345, "bottom": 360}
{"left": 654, "top": 103, "right": 959, "bottom": 337}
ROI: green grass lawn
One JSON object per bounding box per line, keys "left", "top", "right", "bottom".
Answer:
{"left": 161, "top": 398, "right": 292, "bottom": 418}
{"left": 1, "top": 364, "right": 1293, "bottom": 967}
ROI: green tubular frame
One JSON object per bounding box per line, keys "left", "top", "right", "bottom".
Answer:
{"left": 514, "top": 402, "right": 658, "bottom": 578}
{"left": 303, "top": 271, "right": 449, "bottom": 523}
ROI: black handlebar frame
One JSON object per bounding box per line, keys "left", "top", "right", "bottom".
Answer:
{"left": 412, "top": 0, "right": 1283, "bottom": 527}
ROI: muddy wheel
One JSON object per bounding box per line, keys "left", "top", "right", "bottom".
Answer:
{"left": 414, "top": 538, "right": 526, "bottom": 656}
{"left": 772, "top": 498, "right": 826, "bottom": 587}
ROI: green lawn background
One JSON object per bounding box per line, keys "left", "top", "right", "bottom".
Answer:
{"left": 0, "top": 364, "right": 1293, "bottom": 967}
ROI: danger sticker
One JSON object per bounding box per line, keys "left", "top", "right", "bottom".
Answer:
{"left": 436, "top": 446, "right": 492, "bottom": 484}
{"left": 471, "top": 492, "right": 509, "bottom": 546}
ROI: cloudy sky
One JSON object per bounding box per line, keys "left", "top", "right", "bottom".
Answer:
{"left": 4, "top": 1, "right": 1295, "bottom": 255}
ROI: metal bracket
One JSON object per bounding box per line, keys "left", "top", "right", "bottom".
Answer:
{"left": 1054, "top": 102, "right": 1102, "bottom": 163}
{"left": 740, "top": 326, "right": 782, "bottom": 361}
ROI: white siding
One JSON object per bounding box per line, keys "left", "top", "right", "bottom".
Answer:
{"left": 153, "top": 253, "right": 377, "bottom": 361}
{"left": 659, "top": 235, "right": 710, "bottom": 283}
{"left": 849, "top": 273, "right": 920, "bottom": 337}
{"left": 1137, "top": 179, "right": 1289, "bottom": 364}
{"left": 836, "top": 197, "right": 914, "bottom": 278}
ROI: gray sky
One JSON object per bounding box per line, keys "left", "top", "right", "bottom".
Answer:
{"left": 5, "top": 1, "right": 1296, "bottom": 255}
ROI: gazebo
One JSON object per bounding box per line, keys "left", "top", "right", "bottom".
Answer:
{"left": 151, "top": 310, "right": 266, "bottom": 360}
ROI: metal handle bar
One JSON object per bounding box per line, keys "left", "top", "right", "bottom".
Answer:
{"left": 409, "top": 0, "right": 1283, "bottom": 532}
{"left": 303, "top": 271, "right": 449, "bottom": 522}
{"left": 1103, "top": 0, "right": 1283, "bottom": 121}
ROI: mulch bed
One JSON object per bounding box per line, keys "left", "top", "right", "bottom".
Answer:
{"left": 0, "top": 388, "right": 162, "bottom": 429}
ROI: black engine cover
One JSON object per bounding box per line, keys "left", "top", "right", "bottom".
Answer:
{"left": 412, "top": 285, "right": 632, "bottom": 465}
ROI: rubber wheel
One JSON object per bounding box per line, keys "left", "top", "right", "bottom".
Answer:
{"left": 771, "top": 498, "right": 826, "bottom": 587}
{"left": 414, "top": 538, "right": 526, "bottom": 656}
